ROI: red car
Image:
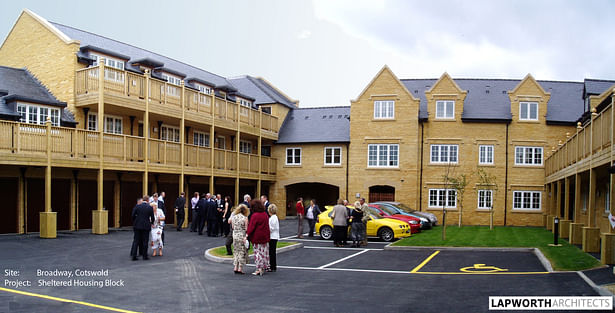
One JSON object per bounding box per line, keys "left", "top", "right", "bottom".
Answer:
{"left": 368, "top": 204, "right": 421, "bottom": 234}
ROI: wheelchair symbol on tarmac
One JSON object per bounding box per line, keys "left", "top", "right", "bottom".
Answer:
{"left": 459, "top": 264, "right": 508, "bottom": 273}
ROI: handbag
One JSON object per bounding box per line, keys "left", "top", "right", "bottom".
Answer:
{"left": 244, "top": 239, "right": 250, "bottom": 249}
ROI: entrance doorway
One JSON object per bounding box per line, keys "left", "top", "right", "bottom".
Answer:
{"left": 285, "top": 183, "right": 339, "bottom": 216}
{"left": 369, "top": 185, "right": 395, "bottom": 202}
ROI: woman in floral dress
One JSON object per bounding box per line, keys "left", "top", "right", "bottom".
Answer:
{"left": 231, "top": 204, "right": 249, "bottom": 274}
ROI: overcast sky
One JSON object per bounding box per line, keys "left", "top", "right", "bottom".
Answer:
{"left": 1, "top": 0, "right": 614, "bottom": 108}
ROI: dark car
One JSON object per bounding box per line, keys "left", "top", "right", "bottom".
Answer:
{"left": 372, "top": 202, "right": 434, "bottom": 229}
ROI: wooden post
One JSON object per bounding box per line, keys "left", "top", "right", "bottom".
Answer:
{"left": 143, "top": 69, "right": 150, "bottom": 196}
{"left": 40, "top": 117, "right": 57, "bottom": 238}
{"left": 179, "top": 81, "right": 186, "bottom": 228}
{"left": 93, "top": 58, "right": 108, "bottom": 234}
{"left": 70, "top": 170, "right": 77, "bottom": 231}
{"left": 17, "top": 168, "right": 25, "bottom": 234}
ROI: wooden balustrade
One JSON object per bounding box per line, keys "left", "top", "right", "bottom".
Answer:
{"left": 0, "top": 121, "right": 276, "bottom": 178}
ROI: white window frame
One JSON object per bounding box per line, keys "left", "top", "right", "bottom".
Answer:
{"left": 373, "top": 100, "right": 395, "bottom": 119}
{"left": 161, "top": 73, "right": 182, "bottom": 97}
{"left": 239, "top": 140, "right": 252, "bottom": 154}
{"left": 514, "top": 146, "right": 543, "bottom": 166}
{"left": 286, "top": 147, "right": 302, "bottom": 166}
{"left": 87, "top": 113, "right": 122, "bottom": 134}
{"left": 477, "top": 190, "right": 493, "bottom": 210}
{"left": 512, "top": 191, "right": 541, "bottom": 210}
{"left": 435, "top": 100, "right": 455, "bottom": 119}
{"left": 193, "top": 82, "right": 212, "bottom": 95}
{"left": 160, "top": 125, "right": 180, "bottom": 143}
{"left": 367, "top": 144, "right": 399, "bottom": 168}
{"left": 430, "top": 144, "right": 459, "bottom": 164}
{"left": 90, "top": 53, "right": 125, "bottom": 82}
{"left": 478, "top": 145, "right": 494, "bottom": 165}
{"left": 519, "top": 102, "right": 538, "bottom": 121}
{"left": 324, "top": 147, "right": 342, "bottom": 166}
{"left": 193, "top": 131, "right": 209, "bottom": 147}
{"left": 428, "top": 189, "right": 457, "bottom": 208}
{"left": 606, "top": 184, "right": 611, "bottom": 214}
{"left": 17, "top": 103, "right": 61, "bottom": 127}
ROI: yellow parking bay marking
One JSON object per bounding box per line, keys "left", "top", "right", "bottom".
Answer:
{"left": 0, "top": 287, "right": 140, "bottom": 313}
{"left": 318, "top": 249, "right": 370, "bottom": 269}
{"left": 413, "top": 271, "right": 549, "bottom": 275}
{"left": 271, "top": 266, "right": 549, "bottom": 275}
{"left": 410, "top": 250, "right": 440, "bottom": 273}
{"left": 460, "top": 263, "right": 508, "bottom": 273}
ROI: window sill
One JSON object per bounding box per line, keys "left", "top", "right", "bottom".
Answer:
{"left": 475, "top": 208, "right": 493, "bottom": 212}
{"left": 323, "top": 165, "right": 343, "bottom": 168}
{"left": 511, "top": 209, "right": 543, "bottom": 214}
{"left": 429, "top": 163, "right": 459, "bottom": 167}
{"left": 366, "top": 167, "right": 400, "bottom": 170}
{"left": 433, "top": 118, "right": 456, "bottom": 122}
{"left": 512, "top": 165, "right": 544, "bottom": 169}
{"left": 517, "top": 120, "right": 540, "bottom": 123}
{"left": 372, "top": 118, "right": 396, "bottom": 122}
{"left": 478, "top": 163, "right": 495, "bottom": 167}
{"left": 426, "top": 207, "right": 457, "bottom": 211}
{"left": 284, "top": 165, "right": 302, "bottom": 168}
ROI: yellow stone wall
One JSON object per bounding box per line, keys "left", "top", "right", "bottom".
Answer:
{"left": 348, "top": 66, "right": 421, "bottom": 210}
{"left": 270, "top": 143, "right": 349, "bottom": 219}
{"left": 0, "top": 11, "right": 82, "bottom": 122}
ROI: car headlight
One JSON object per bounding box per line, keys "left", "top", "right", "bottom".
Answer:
{"left": 399, "top": 225, "right": 403, "bottom": 228}
{"left": 410, "top": 220, "right": 418, "bottom": 224}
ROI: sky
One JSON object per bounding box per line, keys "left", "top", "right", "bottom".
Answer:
{"left": 0, "top": 0, "right": 614, "bottom": 108}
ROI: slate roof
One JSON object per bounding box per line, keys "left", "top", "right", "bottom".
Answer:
{"left": 276, "top": 106, "right": 350, "bottom": 144}
{"left": 229, "top": 76, "right": 297, "bottom": 109}
{"left": 584, "top": 79, "right": 615, "bottom": 96}
{"left": 0, "top": 66, "right": 76, "bottom": 125}
{"left": 401, "top": 78, "right": 595, "bottom": 124}
{"left": 50, "top": 22, "right": 296, "bottom": 108}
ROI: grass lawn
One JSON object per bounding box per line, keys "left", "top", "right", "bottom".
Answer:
{"left": 209, "top": 241, "right": 297, "bottom": 258}
{"left": 393, "top": 226, "right": 601, "bottom": 271}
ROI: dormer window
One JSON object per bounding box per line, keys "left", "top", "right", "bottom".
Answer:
{"left": 194, "top": 83, "right": 212, "bottom": 95}
{"left": 90, "top": 53, "right": 124, "bottom": 82}
{"left": 435, "top": 100, "right": 454, "bottom": 119}
{"left": 239, "top": 99, "right": 252, "bottom": 108}
{"left": 161, "top": 73, "right": 182, "bottom": 97}
{"left": 519, "top": 102, "right": 538, "bottom": 121}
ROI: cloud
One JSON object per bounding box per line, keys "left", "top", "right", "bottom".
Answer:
{"left": 298, "top": 29, "right": 312, "bottom": 39}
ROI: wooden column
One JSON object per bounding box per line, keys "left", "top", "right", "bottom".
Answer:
{"left": 40, "top": 117, "right": 57, "bottom": 238}
{"left": 143, "top": 69, "right": 151, "bottom": 196}
{"left": 18, "top": 168, "right": 25, "bottom": 234}
{"left": 257, "top": 108, "right": 262, "bottom": 198}
{"left": 114, "top": 174, "right": 121, "bottom": 227}
{"left": 70, "top": 170, "right": 78, "bottom": 231}
{"left": 583, "top": 167, "right": 600, "bottom": 252}
{"left": 93, "top": 58, "right": 108, "bottom": 234}
{"left": 179, "top": 81, "right": 186, "bottom": 228}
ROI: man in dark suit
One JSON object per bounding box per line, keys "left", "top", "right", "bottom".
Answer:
{"left": 215, "top": 194, "right": 224, "bottom": 236}
{"left": 206, "top": 193, "right": 218, "bottom": 237}
{"left": 131, "top": 195, "right": 154, "bottom": 261}
{"left": 195, "top": 194, "right": 208, "bottom": 235}
{"left": 175, "top": 192, "right": 186, "bottom": 231}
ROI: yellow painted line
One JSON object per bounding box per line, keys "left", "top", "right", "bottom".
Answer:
{"left": 410, "top": 250, "right": 440, "bottom": 273}
{"left": 0, "top": 287, "right": 140, "bottom": 313}
{"left": 412, "top": 271, "right": 550, "bottom": 275}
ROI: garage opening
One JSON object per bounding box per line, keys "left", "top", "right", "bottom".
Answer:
{"left": 285, "top": 183, "right": 339, "bottom": 216}
{"left": 369, "top": 185, "right": 395, "bottom": 202}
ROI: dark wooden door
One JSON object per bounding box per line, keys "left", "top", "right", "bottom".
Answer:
{"left": 0, "top": 178, "right": 18, "bottom": 234}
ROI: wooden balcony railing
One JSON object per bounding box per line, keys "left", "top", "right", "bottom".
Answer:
{"left": 0, "top": 120, "right": 277, "bottom": 175}
{"left": 75, "top": 66, "right": 278, "bottom": 134}
{"left": 546, "top": 102, "right": 614, "bottom": 176}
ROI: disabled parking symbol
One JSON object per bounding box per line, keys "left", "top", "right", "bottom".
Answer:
{"left": 459, "top": 263, "right": 508, "bottom": 273}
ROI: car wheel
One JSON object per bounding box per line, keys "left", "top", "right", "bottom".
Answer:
{"left": 378, "top": 227, "right": 394, "bottom": 242}
{"left": 319, "top": 225, "right": 333, "bottom": 240}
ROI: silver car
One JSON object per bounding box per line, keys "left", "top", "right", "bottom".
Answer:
{"left": 372, "top": 202, "right": 438, "bottom": 226}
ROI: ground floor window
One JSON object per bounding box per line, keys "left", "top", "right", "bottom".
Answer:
{"left": 193, "top": 131, "right": 209, "bottom": 147}
{"left": 512, "top": 191, "right": 541, "bottom": 210}
{"left": 161, "top": 125, "right": 180, "bottom": 142}
{"left": 477, "top": 190, "right": 493, "bottom": 209}
{"left": 429, "top": 189, "right": 456, "bottom": 208}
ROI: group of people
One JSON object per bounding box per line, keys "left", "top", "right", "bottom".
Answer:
{"left": 130, "top": 192, "right": 170, "bottom": 260}
{"left": 331, "top": 198, "right": 369, "bottom": 247}
{"left": 295, "top": 196, "right": 369, "bottom": 248}
{"left": 229, "top": 195, "right": 279, "bottom": 276}
{"left": 189, "top": 192, "right": 233, "bottom": 237}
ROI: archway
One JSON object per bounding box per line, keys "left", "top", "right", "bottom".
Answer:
{"left": 285, "top": 183, "right": 339, "bottom": 216}
{"left": 369, "top": 185, "right": 395, "bottom": 202}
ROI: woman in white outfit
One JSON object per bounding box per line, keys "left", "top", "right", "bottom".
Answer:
{"left": 267, "top": 204, "right": 279, "bottom": 272}
{"left": 151, "top": 202, "right": 165, "bottom": 256}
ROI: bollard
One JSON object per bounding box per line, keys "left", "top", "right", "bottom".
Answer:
{"left": 553, "top": 216, "right": 559, "bottom": 246}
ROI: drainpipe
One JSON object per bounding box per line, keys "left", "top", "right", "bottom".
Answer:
{"left": 419, "top": 123, "right": 424, "bottom": 211}
{"left": 345, "top": 142, "right": 349, "bottom": 201}
{"left": 504, "top": 122, "right": 509, "bottom": 226}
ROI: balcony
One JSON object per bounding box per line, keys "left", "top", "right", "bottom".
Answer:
{"left": 75, "top": 66, "right": 279, "bottom": 138}
{"left": 545, "top": 103, "right": 613, "bottom": 180}
{"left": 0, "top": 120, "right": 277, "bottom": 178}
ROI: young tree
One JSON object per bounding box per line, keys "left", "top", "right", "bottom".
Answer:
{"left": 440, "top": 162, "right": 456, "bottom": 240}
{"left": 476, "top": 167, "right": 498, "bottom": 230}
{"left": 446, "top": 173, "right": 470, "bottom": 227}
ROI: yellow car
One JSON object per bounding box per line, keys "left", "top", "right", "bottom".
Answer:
{"left": 315, "top": 206, "right": 411, "bottom": 242}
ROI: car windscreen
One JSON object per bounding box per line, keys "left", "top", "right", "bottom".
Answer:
{"left": 394, "top": 203, "right": 415, "bottom": 213}
{"left": 374, "top": 205, "right": 397, "bottom": 216}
